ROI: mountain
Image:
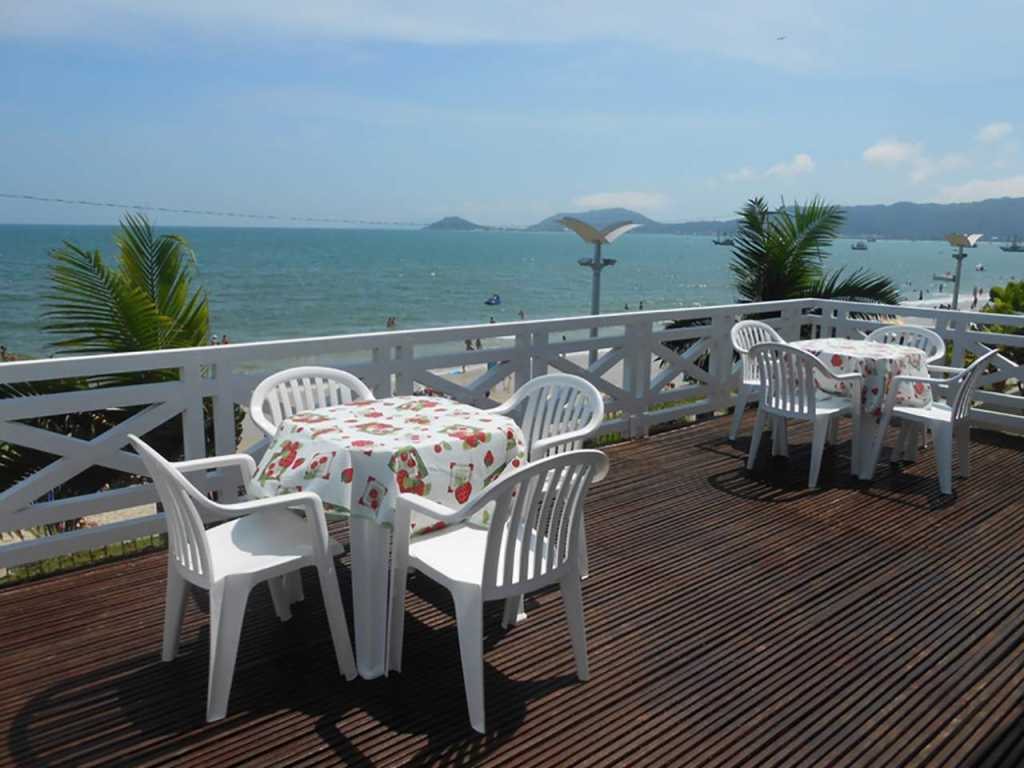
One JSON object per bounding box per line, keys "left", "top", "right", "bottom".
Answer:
{"left": 424, "top": 216, "right": 489, "bottom": 231}
{"left": 522, "top": 197, "right": 1024, "bottom": 240}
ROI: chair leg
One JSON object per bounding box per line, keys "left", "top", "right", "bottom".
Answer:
{"left": 452, "top": 589, "right": 486, "bottom": 734}
{"left": 904, "top": 425, "right": 922, "bottom": 462}
{"left": 729, "top": 384, "right": 751, "bottom": 441}
{"left": 559, "top": 577, "right": 589, "bottom": 681}
{"left": 828, "top": 417, "right": 841, "bottom": 445}
{"left": 747, "top": 408, "right": 768, "bottom": 470}
{"left": 162, "top": 567, "right": 189, "bottom": 662}
{"left": 502, "top": 596, "right": 527, "bottom": 628}
{"left": 808, "top": 417, "right": 830, "bottom": 489}
{"left": 285, "top": 571, "right": 305, "bottom": 604}
{"left": 315, "top": 559, "right": 357, "bottom": 681}
{"left": 956, "top": 425, "right": 970, "bottom": 478}
{"left": 866, "top": 411, "right": 892, "bottom": 481}
{"left": 773, "top": 417, "right": 789, "bottom": 457}
{"left": 267, "top": 577, "right": 293, "bottom": 622}
{"left": 933, "top": 425, "right": 954, "bottom": 495}
{"left": 206, "top": 578, "right": 251, "bottom": 722}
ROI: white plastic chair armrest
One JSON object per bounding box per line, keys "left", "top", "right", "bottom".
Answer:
{"left": 173, "top": 453, "right": 260, "bottom": 498}
{"left": 397, "top": 494, "right": 471, "bottom": 524}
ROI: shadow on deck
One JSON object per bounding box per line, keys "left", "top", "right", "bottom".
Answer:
{"left": 2, "top": 414, "right": 1024, "bottom": 767}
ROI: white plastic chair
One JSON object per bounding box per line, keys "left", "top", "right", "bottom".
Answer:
{"left": 729, "top": 320, "right": 785, "bottom": 441}
{"left": 489, "top": 373, "right": 604, "bottom": 625}
{"left": 249, "top": 366, "right": 373, "bottom": 439}
{"left": 865, "top": 325, "right": 946, "bottom": 365}
{"left": 387, "top": 450, "right": 609, "bottom": 734}
{"left": 128, "top": 434, "right": 357, "bottom": 722}
{"left": 866, "top": 348, "right": 998, "bottom": 494}
{"left": 746, "top": 342, "right": 863, "bottom": 489}
{"left": 490, "top": 373, "right": 605, "bottom": 460}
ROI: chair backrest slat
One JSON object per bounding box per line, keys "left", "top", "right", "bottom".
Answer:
{"left": 504, "top": 374, "right": 604, "bottom": 460}
{"left": 749, "top": 342, "right": 832, "bottom": 419}
{"left": 128, "top": 435, "right": 216, "bottom": 584}
{"left": 474, "top": 451, "right": 607, "bottom": 599}
{"left": 865, "top": 325, "right": 946, "bottom": 365}
{"left": 250, "top": 367, "right": 374, "bottom": 438}
{"left": 951, "top": 349, "right": 999, "bottom": 424}
{"left": 731, "top": 320, "right": 785, "bottom": 385}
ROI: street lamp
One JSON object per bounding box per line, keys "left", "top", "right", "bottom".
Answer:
{"left": 560, "top": 217, "right": 641, "bottom": 363}
{"left": 940, "top": 233, "right": 983, "bottom": 310}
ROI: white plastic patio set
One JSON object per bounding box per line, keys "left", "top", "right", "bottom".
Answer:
{"left": 730, "top": 320, "right": 997, "bottom": 492}
{"left": 127, "top": 370, "right": 605, "bottom": 734}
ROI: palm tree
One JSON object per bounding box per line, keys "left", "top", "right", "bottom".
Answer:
{"left": 1, "top": 214, "right": 230, "bottom": 523}
{"left": 43, "top": 213, "right": 209, "bottom": 356}
{"left": 730, "top": 196, "right": 899, "bottom": 304}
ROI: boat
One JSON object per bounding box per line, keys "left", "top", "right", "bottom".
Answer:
{"left": 867, "top": 236, "right": 877, "bottom": 242}
{"left": 851, "top": 241, "right": 868, "bottom": 251}
{"left": 712, "top": 232, "right": 734, "bottom": 246}
{"left": 484, "top": 293, "right": 501, "bottom": 306}
{"left": 975, "top": 263, "right": 985, "bottom": 272}
{"left": 1001, "top": 235, "right": 1024, "bottom": 253}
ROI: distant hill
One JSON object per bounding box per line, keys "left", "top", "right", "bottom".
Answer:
{"left": 520, "top": 197, "right": 1024, "bottom": 240}
{"left": 424, "top": 216, "right": 489, "bottom": 231}
{"left": 428, "top": 196, "right": 1024, "bottom": 240}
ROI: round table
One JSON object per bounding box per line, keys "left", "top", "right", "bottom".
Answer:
{"left": 792, "top": 337, "right": 933, "bottom": 479}
{"left": 253, "top": 395, "right": 527, "bottom": 678}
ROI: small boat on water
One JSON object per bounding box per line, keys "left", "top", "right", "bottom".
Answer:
{"left": 851, "top": 241, "right": 868, "bottom": 251}
{"left": 976, "top": 263, "right": 985, "bottom": 272}
{"left": 484, "top": 293, "right": 501, "bottom": 306}
{"left": 712, "top": 232, "right": 734, "bottom": 246}
{"left": 867, "top": 236, "right": 878, "bottom": 242}
{"left": 1001, "top": 236, "right": 1024, "bottom": 253}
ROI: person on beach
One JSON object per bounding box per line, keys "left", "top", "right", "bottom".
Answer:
{"left": 518, "top": 309, "right": 525, "bottom": 320}
{"left": 210, "top": 334, "right": 219, "bottom": 345}
{"left": 0, "top": 345, "right": 8, "bottom": 362}
{"left": 489, "top": 316, "right": 495, "bottom": 324}
{"left": 624, "top": 303, "right": 629, "bottom": 311}
{"left": 639, "top": 301, "right": 645, "bottom": 310}
{"left": 221, "top": 334, "right": 230, "bottom": 344}
{"left": 464, "top": 339, "right": 473, "bottom": 351}
{"left": 475, "top": 338, "right": 482, "bottom": 350}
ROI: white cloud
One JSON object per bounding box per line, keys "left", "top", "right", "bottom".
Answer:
{"left": 765, "top": 153, "right": 815, "bottom": 177}
{"left": 724, "top": 153, "right": 815, "bottom": 183}
{"left": 571, "top": 191, "right": 668, "bottom": 212}
{"left": 977, "top": 122, "right": 1013, "bottom": 144}
{"left": 863, "top": 139, "right": 969, "bottom": 184}
{"left": 863, "top": 139, "right": 921, "bottom": 166}
{"left": 937, "top": 175, "right": 1024, "bottom": 203}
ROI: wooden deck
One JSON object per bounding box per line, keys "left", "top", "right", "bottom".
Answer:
{"left": 3, "top": 415, "right": 1024, "bottom": 767}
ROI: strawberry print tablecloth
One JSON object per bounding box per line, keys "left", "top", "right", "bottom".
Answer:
{"left": 792, "top": 338, "right": 933, "bottom": 416}
{"left": 254, "top": 396, "right": 527, "bottom": 534}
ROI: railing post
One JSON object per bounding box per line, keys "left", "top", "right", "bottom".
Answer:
{"left": 181, "top": 362, "right": 206, "bottom": 462}
{"left": 393, "top": 345, "right": 414, "bottom": 396}
{"left": 370, "top": 345, "right": 392, "bottom": 397}
{"left": 623, "top": 320, "right": 652, "bottom": 439}
{"left": 212, "top": 356, "right": 240, "bottom": 501}
{"left": 708, "top": 310, "right": 734, "bottom": 413}
{"left": 513, "top": 331, "right": 531, "bottom": 391}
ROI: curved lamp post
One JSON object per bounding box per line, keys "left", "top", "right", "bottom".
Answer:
{"left": 941, "top": 233, "right": 983, "bottom": 310}
{"left": 560, "top": 217, "right": 640, "bottom": 363}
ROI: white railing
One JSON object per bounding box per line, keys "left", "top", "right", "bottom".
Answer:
{"left": 2, "top": 298, "right": 1023, "bottom": 569}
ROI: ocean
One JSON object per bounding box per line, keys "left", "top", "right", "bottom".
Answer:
{"left": 0, "top": 224, "right": 1015, "bottom": 358}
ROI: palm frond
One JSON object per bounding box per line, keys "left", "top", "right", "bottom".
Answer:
{"left": 806, "top": 268, "right": 901, "bottom": 304}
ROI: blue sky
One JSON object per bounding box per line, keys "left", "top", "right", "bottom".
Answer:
{"left": 2, "top": 1, "right": 1023, "bottom": 226}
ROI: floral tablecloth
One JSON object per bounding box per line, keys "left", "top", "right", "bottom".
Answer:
{"left": 792, "top": 338, "right": 932, "bottom": 416}
{"left": 253, "top": 396, "right": 527, "bottom": 534}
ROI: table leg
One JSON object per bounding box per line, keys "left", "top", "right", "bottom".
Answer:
{"left": 858, "top": 418, "right": 881, "bottom": 480}
{"left": 349, "top": 517, "right": 389, "bottom": 679}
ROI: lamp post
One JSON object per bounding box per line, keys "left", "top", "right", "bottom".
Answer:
{"left": 941, "top": 233, "right": 983, "bottom": 310}
{"left": 560, "top": 217, "right": 640, "bottom": 363}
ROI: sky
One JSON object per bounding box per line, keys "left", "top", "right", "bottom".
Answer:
{"left": 1, "top": 1, "right": 1023, "bottom": 227}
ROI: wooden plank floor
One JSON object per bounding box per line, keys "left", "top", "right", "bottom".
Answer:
{"left": 3, "top": 414, "right": 1024, "bottom": 767}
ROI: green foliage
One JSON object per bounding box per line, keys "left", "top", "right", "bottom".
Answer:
{"left": 983, "top": 281, "right": 1024, "bottom": 391}
{"left": 43, "top": 213, "right": 209, "bottom": 355}
{"left": 1, "top": 214, "right": 238, "bottom": 526}
{"left": 729, "top": 197, "right": 900, "bottom": 304}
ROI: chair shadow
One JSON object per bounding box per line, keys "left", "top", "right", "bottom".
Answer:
{"left": 8, "top": 569, "right": 577, "bottom": 767}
